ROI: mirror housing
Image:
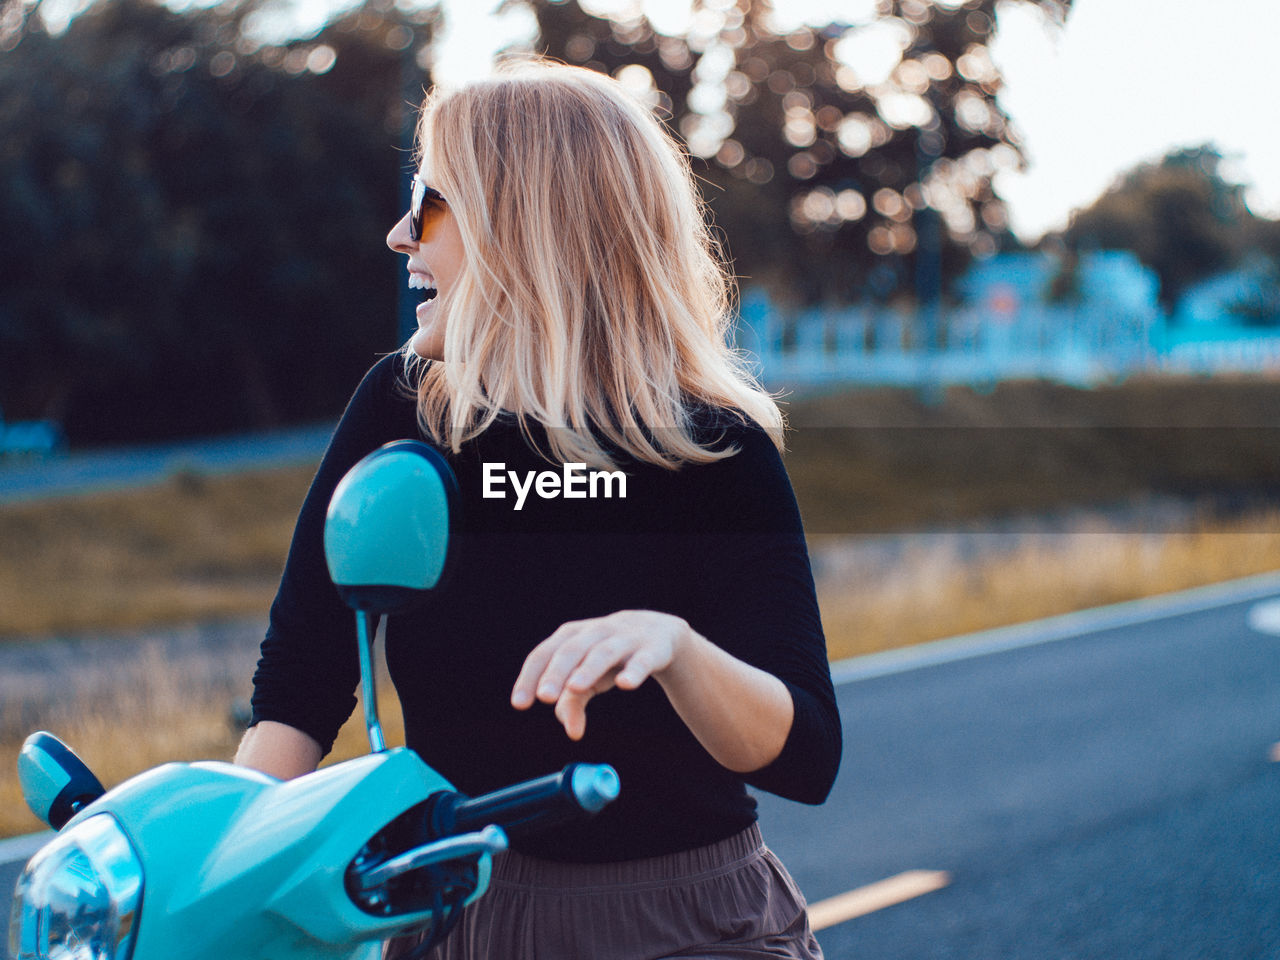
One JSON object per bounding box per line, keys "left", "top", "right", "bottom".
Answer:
{"left": 18, "top": 731, "right": 106, "bottom": 829}
{"left": 324, "top": 440, "right": 458, "bottom": 614}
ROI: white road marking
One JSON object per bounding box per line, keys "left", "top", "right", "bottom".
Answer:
{"left": 807, "top": 870, "right": 951, "bottom": 931}
{"left": 830, "top": 570, "right": 1280, "bottom": 686}
{"left": 1246, "top": 600, "right": 1280, "bottom": 636}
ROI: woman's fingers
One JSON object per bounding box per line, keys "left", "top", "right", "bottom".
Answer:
{"left": 510, "top": 611, "right": 686, "bottom": 739}
{"left": 616, "top": 647, "right": 662, "bottom": 689}
{"left": 555, "top": 688, "right": 591, "bottom": 741}
{"left": 510, "top": 621, "right": 595, "bottom": 708}
{"left": 534, "top": 625, "right": 618, "bottom": 700}
{"left": 553, "top": 673, "right": 616, "bottom": 740}
{"left": 513, "top": 621, "right": 632, "bottom": 704}
{"left": 565, "top": 636, "right": 635, "bottom": 692}
{"left": 510, "top": 649, "right": 548, "bottom": 709}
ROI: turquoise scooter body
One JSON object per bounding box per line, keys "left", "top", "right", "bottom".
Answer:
{"left": 27, "top": 750, "right": 467, "bottom": 960}
{"left": 8, "top": 441, "right": 619, "bottom": 960}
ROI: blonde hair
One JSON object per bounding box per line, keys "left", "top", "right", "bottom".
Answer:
{"left": 403, "top": 59, "right": 783, "bottom": 469}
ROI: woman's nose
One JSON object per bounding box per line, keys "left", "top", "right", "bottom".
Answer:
{"left": 387, "top": 211, "right": 415, "bottom": 253}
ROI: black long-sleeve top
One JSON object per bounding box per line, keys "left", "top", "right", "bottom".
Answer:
{"left": 251, "top": 353, "right": 841, "bottom": 862}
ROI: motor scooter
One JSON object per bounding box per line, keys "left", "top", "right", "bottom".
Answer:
{"left": 7, "top": 440, "right": 620, "bottom": 960}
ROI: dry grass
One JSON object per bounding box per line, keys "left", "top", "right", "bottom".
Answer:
{"left": 0, "top": 650, "right": 406, "bottom": 838}
{"left": 783, "top": 375, "right": 1280, "bottom": 534}
{"left": 816, "top": 516, "right": 1280, "bottom": 661}
{"left": 5, "top": 510, "right": 1280, "bottom": 837}
{"left": 0, "top": 466, "right": 315, "bottom": 638}
{"left": 0, "top": 644, "right": 245, "bottom": 836}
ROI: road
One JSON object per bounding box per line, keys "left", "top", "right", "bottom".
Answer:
{"left": 0, "top": 422, "right": 332, "bottom": 504}
{"left": 4, "top": 573, "right": 1280, "bottom": 957}
{"left": 757, "top": 573, "right": 1280, "bottom": 959}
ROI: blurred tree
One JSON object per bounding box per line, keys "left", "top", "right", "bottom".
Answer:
{"left": 0, "top": 0, "right": 436, "bottom": 443}
{"left": 1059, "top": 144, "right": 1263, "bottom": 314}
{"left": 510, "top": 0, "right": 1071, "bottom": 312}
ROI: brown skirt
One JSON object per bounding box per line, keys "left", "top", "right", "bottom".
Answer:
{"left": 383, "top": 824, "right": 823, "bottom": 960}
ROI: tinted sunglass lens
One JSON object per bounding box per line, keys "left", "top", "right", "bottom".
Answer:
{"left": 408, "top": 176, "right": 446, "bottom": 241}
{"left": 410, "top": 177, "right": 426, "bottom": 240}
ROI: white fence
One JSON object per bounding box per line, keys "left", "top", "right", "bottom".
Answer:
{"left": 738, "top": 299, "right": 1280, "bottom": 388}
{"left": 1161, "top": 336, "right": 1280, "bottom": 376}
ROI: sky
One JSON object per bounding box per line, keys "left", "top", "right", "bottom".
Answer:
{"left": 986, "top": 0, "right": 1280, "bottom": 241}
{"left": 171, "top": 0, "right": 1280, "bottom": 244}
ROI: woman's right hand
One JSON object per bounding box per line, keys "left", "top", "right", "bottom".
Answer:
{"left": 233, "top": 720, "right": 323, "bottom": 780}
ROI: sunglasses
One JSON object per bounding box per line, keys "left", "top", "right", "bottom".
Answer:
{"left": 409, "top": 174, "right": 447, "bottom": 241}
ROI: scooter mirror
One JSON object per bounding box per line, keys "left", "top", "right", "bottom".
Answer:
{"left": 18, "top": 731, "right": 106, "bottom": 830}
{"left": 325, "top": 441, "right": 459, "bottom": 753}
{"left": 324, "top": 440, "right": 458, "bottom": 615}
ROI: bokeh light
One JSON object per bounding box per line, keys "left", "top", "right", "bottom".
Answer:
{"left": 615, "top": 63, "right": 659, "bottom": 109}
{"left": 831, "top": 18, "right": 913, "bottom": 86}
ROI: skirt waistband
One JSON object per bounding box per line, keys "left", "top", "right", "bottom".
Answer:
{"left": 492, "top": 824, "right": 765, "bottom": 892}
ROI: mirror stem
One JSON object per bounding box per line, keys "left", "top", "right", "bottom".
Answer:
{"left": 357, "top": 611, "right": 387, "bottom": 753}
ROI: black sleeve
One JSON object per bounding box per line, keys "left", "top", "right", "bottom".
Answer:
{"left": 249, "top": 353, "right": 420, "bottom": 755}
{"left": 681, "top": 419, "right": 843, "bottom": 804}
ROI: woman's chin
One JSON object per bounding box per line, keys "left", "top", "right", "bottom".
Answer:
{"left": 410, "top": 323, "right": 445, "bottom": 361}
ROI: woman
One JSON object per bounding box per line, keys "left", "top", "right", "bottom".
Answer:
{"left": 236, "top": 60, "right": 841, "bottom": 959}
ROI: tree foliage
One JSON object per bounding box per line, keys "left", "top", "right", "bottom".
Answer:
{"left": 0, "top": 0, "right": 435, "bottom": 441}
{"left": 1060, "top": 144, "right": 1275, "bottom": 312}
{"left": 515, "top": 0, "right": 1072, "bottom": 306}
{"left": 0, "top": 0, "right": 1082, "bottom": 443}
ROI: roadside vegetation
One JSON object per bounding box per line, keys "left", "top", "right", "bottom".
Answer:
{"left": 0, "top": 656, "right": 405, "bottom": 838}
{"left": 4, "top": 498, "right": 1280, "bottom": 837}
{"left": 0, "top": 466, "right": 314, "bottom": 636}
{"left": 812, "top": 520, "right": 1280, "bottom": 660}
{"left": 4, "top": 375, "right": 1280, "bottom": 836}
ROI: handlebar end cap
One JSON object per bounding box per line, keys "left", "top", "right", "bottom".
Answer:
{"left": 571, "top": 764, "right": 620, "bottom": 814}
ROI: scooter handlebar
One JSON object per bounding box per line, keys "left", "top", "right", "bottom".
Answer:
{"left": 430, "top": 763, "right": 620, "bottom": 840}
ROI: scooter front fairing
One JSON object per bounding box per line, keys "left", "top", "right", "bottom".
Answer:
{"left": 11, "top": 747, "right": 488, "bottom": 960}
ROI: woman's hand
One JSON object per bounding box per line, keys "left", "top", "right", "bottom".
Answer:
{"left": 510, "top": 610, "right": 688, "bottom": 741}
{"left": 511, "top": 609, "right": 794, "bottom": 773}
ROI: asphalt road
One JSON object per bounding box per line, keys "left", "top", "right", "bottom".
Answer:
{"left": 757, "top": 573, "right": 1280, "bottom": 960}
{"left": 0, "top": 422, "right": 332, "bottom": 504}
{"left": 4, "top": 573, "right": 1280, "bottom": 958}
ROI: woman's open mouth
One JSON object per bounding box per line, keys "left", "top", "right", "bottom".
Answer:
{"left": 409, "top": 272, "right": 437, "bottom": 303}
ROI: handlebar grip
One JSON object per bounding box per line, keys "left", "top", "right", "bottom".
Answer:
{"left": 432, "top": 763, "right": 619, "bottom": 839}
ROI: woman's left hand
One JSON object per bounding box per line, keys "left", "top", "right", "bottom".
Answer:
{"left": 510, "top": 610, "right": 691, "bottom": 740}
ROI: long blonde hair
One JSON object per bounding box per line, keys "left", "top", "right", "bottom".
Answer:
{"left": 403, "top": 59, "right": 783, "bottom": 469}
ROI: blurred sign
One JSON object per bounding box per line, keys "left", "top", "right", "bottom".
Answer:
{"left": 987, "top": 284, "right": 1020, "bottom": 324}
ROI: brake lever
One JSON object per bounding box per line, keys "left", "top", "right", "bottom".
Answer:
{"left": 354, "top": 824, "right": 508, "bottom": 892}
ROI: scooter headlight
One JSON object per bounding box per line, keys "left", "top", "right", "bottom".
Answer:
{"left": 8, "top": 814, "right": 143, "bottom": 960}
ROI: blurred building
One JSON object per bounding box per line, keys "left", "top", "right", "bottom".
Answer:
{"left": 742, "top": 250, "right": 1280, "bottom": 388}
